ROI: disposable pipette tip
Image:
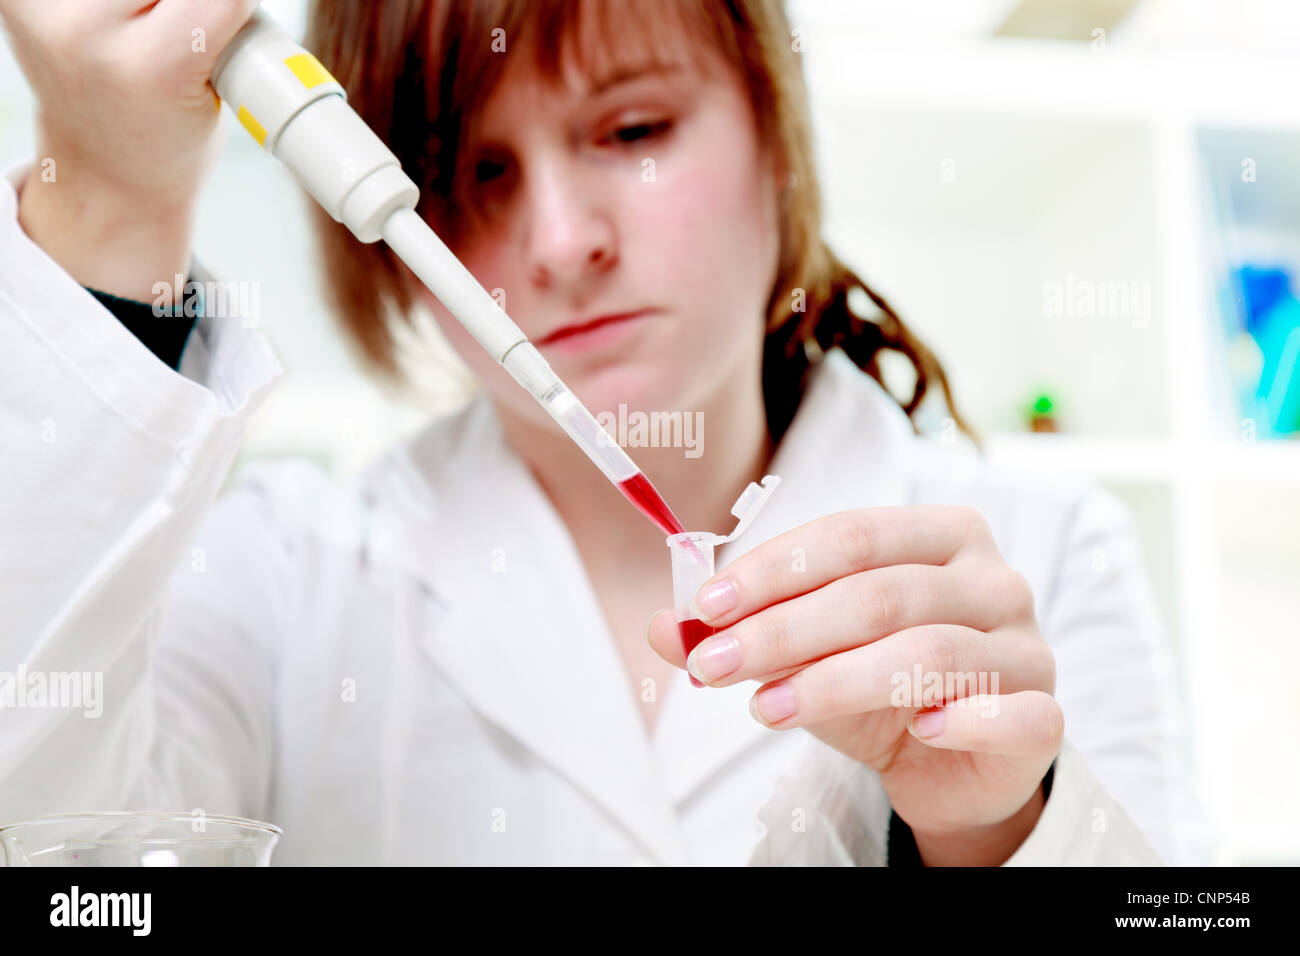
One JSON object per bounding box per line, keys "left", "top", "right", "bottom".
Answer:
{"left": 617, "top": 471, "right": 686, "bottom": 537}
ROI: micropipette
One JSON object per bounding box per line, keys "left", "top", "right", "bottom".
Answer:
{"left": 211, "top": 10, "right": 684, "bottom": 535}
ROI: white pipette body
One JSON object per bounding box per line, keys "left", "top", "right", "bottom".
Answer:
{"left": 211, "top": 10, "right": 640, "bottom": 486}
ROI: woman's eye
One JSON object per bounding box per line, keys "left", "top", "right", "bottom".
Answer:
{"left": 604, "top": 119, "right": 672, "bottom": 145}
{"left": 475, "top": 158, "right": 507, "bottom": 183}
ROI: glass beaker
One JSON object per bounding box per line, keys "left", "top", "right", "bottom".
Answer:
{"left": 0, "top": 811, "right": 281, "bottom": 867}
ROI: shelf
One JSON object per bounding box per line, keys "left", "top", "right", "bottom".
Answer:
{"left": 986, "top": 433, "right": 1175, "bottom": 482}
{"left": 1212, "top": 438, "right": 1300, "bottom": 483}
{"left": 799, "top": 33, "right": 1300, "bottom": 130}
{"left": 986, "top": 432, "right": 1300, "bottom": 484}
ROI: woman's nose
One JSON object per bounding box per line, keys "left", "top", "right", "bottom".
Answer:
{"left": 522, "top": 164, "right": 617, "bottom": 288}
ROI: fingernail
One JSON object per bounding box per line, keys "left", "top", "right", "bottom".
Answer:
{"left": 686, "top": 635, "right": 740, "bottom": 684}
{"left": 692, "top": 577, "right": 737, "bottom": 621}
{"left": 750, "top": 684, "right": 798, "bottom": 725}
{"left": 909, "top": 709, "right": 945, "bottom": 739}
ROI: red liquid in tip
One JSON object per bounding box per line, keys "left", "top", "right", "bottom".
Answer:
{"left": 678, "top": 617, "right": 716, "bottom": 688}
{"left": 619, "top": 471, "right": 708, "bottom": 564}
{"left": 617, "top": 472, "right": 685, "bottom": 536}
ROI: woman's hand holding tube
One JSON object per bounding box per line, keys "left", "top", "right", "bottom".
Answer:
{"left": 0, "top": 0, "right": 259, "bottom": 299}
{"left": 648, "top": 505, "right": 1063, "bottom": 866}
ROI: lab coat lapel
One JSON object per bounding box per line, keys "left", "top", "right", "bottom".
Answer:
{"left": 358, "top": 392, "right": 692, "bottom": 865}
{"left": 654, "top": 348, "right": 917, "bottom": 803}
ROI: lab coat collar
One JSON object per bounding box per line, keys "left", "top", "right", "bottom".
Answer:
{"left": 354, "top": 347, "right": 914, "bottom": 863}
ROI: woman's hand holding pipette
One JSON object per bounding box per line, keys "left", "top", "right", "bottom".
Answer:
{"left": 1, "top": 0, "right": 258, "bottom": 299}
{"left": 647, "top": 505, "right": 1060, "bottom": 866}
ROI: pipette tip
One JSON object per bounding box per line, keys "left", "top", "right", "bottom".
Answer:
{"left": 616, "top": 471, "right": 685, "bottom": 537}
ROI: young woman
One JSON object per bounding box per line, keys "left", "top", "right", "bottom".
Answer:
{"left": 0, "top": 0, "right": 1209, "bottom": 865}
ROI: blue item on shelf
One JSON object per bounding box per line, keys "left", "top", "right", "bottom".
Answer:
{"left": 1237, "top": 266, "right": 1292, "bottom": 334}
{"left": 1253, "top": 296, "right": 1300, "bottom": 436}
{"left": 1236, "top": 265, "right": 1300, "bottom": 436}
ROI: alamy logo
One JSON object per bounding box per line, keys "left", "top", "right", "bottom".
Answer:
{"left": 49, "top": 886, "right": 151, "bottom": 936}
{"left": 1042, "top": 274, "right": 1151, "bottom": 327}
{"left": 0, "top": 667, "right": 102, "bottom": 718}
{"left": 152, "top": 273, "right": 260, "bottom": 326}
{"left": 890, "top": 664, "right": 1001, "bottom": 718}
{"left": 594, "top": 404, "right": 704, "bottom": 458}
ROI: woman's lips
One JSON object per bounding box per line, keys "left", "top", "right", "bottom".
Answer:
{"left": 535, "top": 310, "right": 654, "bottom": 352}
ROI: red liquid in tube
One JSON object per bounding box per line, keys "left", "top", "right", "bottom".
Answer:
{"left": 678, "top": 618, "right": 716, "bottom": 688}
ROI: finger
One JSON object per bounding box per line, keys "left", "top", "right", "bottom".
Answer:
{"left": 743, "top": 623, "right": 1047, "bottom": 727}
{"left": 691, "top": 505, "right": 998, "bottom": 627}
{"left": 686, "top": 561, "right": 1034, "bottom": 687}
{"left": 741, "top": 623, "right": 1018, "bottom": 726}
{"left": 647, "top": 609, "right": 684, "bottom": 668}
{"left": 648, "top": 608, "right": 808, "bottom": 688}
{"left": 906, "top": 691, "right": 1064, "bottom": 760}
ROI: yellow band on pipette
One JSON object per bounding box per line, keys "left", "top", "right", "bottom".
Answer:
{"left": 236, "top": 105, "right": 267, "bottom": 146}
{"left": 284, "top": 53, "right": 335, "bottom": 90}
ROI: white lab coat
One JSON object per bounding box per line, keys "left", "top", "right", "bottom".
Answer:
{"left": 0, "top": 164, "right": 1213, "bottom": 865}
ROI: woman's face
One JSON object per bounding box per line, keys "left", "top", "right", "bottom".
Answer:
{"left": 417, "top": 32, "right": 783, "bottom": 433}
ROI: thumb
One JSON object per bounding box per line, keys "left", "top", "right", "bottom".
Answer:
{"left": 906, "top": 691, "right": 1065, "bottom": 761}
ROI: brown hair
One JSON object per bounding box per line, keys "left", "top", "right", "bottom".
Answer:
{"left": 304, "top": 0, "right": 977, "bottom": 446}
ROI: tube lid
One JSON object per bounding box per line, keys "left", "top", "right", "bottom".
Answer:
{"left": 719, "top": 474, "right": 781, "bottom": 543}
{"left": 668, "top": 474, "right": 781, "bottom": 548}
